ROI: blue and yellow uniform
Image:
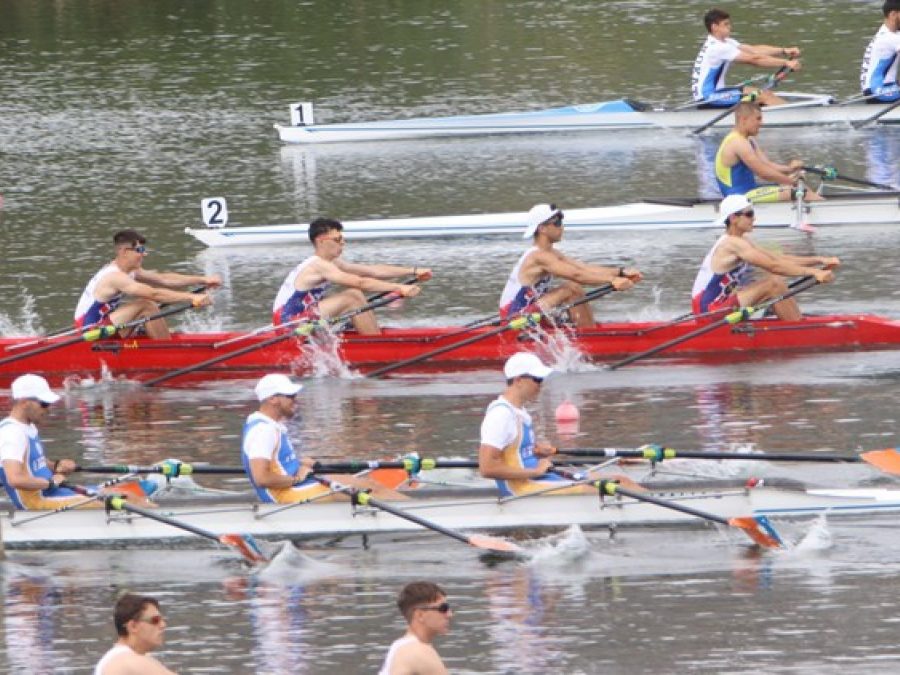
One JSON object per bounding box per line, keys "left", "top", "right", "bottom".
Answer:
{"left": 715, "top": 132, "right": 783, "bottom": 203}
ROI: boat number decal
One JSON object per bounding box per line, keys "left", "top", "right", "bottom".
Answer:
{"left": 201, "top": 197, "right": 228, "bottom": 228}
{"left": 124, "top": 340, "right": 140, "bottom": 349}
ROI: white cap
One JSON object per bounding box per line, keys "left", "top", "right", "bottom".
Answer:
{"left": 11, "top": 374, "right": 60, "bottom": 404}
{"left": 717, "top": 194, "right": 753, "bottom": 227}
{"left": 503, "top": 352, "right": 554, "bottom": 380}
{"left": 255, "top": 374, "right": 303, "bottom": 402}
{"left": 523, "top": 203, "right": 563, "bottom": 239}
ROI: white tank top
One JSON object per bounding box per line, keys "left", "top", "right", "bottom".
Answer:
{"left": 74, "top": 263, "right": 133, "bottom": 323}
{"left": 499, "top": 247, "right": 551, "bottom": 311}
{"left": 94, "top": 644, "right": 135, "bottom": 675}
{"left": 379, "top": 635, "right": 419, "bottom": 675}
{"left": 272, "top": 256, "right": 327, "bottom": 313}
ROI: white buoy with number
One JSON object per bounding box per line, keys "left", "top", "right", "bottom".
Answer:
{"left": 201, "top": 197, "right": 228, "bottom": 229}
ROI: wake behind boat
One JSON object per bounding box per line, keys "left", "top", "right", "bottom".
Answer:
{"left": 4, "top": 478, "right": 900, "bottom": 551}
{"left": 3, "top": 313, "right": 900, "bottom": 385}
{"left": 274, "top": 95, "right": 900, "bottom": 144}
{"left": 184, "top": 191, "right": 900, "bottom": 247}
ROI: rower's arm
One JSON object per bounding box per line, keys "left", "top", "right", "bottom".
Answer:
{"left": 728, "top": 239, "right": 828, "bottom": 278}
{"left": 1, "top": 459, "right": 63, "bottom": 490}
{"left": 733, "top": 141, "right": 796, "bottom": 186}
{"left": 478, "top": 444, "right": 551, "bottom": 480}
{"left": 117, "top": 276, "right": 209, "bottom": 307}
{"left": 136, "top": 269, "right": 221, "bottom": 290}
{"left": 735, "top": 45, "right": 800, "bottom": 71}
{"left": 248, "top": 457, "right": 313, "bottom": 489}
{"left": 536, "top": 252, "right": 633, "bottom": 288}
{"left": 337, "top": 260, "right": 427, "bottom": 280}
{"left": 318, "top": 260, "right": 418, "bottom": 296}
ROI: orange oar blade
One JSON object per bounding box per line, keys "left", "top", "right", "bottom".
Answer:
{"left": 467, "top": 534, "right": 525, "bottom": 555}
{"left": 860, "top": 448, "right": 900, "bottom": 476}
{"left": 219, "top": 534, "right": 270, "bottom": 564}
{"left": 369, "top": 467, "right": 412, "bottom": 490}
{"left": 728, "top": 516, "right": 784, "bottom": 549}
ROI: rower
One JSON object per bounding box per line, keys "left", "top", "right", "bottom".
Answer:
{"left": 0, "top": 374, "right": 90, "bottom": 510}
{"left": 477, "top": 353, "right": 637, "bottom": 496}
{"left": 499, "top": 204, "right": 641, "bottom": 328}
{"left": 241, "top": 374, "right": 404, "bottom": 503}
{"left": 691, "top": 194, "right": 839, "bottom": 321}
{"left": 272, "top": 217, "right": 430, "bottom": 335}
{"left": 692, "top": 8, "right": 801, "bottom": 108}
{"left": 861, "top": 0, "right": 900, "bottom": 104}
{"left": 74, "top": 229, "right": 218, "bottom": 339}
{"left": 715, "top": 102, "right": 824, "bottom": 208}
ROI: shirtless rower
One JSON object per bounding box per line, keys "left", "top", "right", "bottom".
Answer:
{"left": 94, "top": 593, "right": 175, "bottom": 675}
{"left": 499, "top": 204, "right": 640, "bottom": 328}
{"left": 692, "top": 8, "right": 801, "bottom": 108}
{"left": 861, "top": 0, "right": 900, "bottom": 103}
{"left": 272, "top": 217, "right": 430, "bottom": 335}
{"left": 379, "top": 581, "right": 451, "bottom": 675}
{"left": 691, "top": 194, "right": 839, "bottom": 321}
{"left": 74, "top": 229, "right": 218, "bottom": 339}
{"left": 715, "top": 101, "right": 823, "bottom": 205}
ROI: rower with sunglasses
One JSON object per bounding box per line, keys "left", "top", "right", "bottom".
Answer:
{"left": 380, "top": 581, "right": 452, "bottom": 675}
{"left": 272, "top": 217, "right": 430, "bottom": 335}
{"left": 499, "top": 204, "right": 641, "bottom": 328}
{"left": 0, "top": 374, "right": 85, "bottom": 509}
{"left": 691, "top": 194, "right": 839, "bottom": 321}
{"left": 74, "top": 229, "right": 218, "bottom": 339}
{"left": 478, "top": 353, "right": 639, "bottom": 497}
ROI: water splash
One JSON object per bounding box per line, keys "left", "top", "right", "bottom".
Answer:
{"left": 296, "top": 329, "right": 359, "bottom": 379}
{"left": 254, "top": 542, "right": 343, "bottom": 584}
{"left": 525, "top": 525, "right": 592, "bottom": 565}
{"left": 0, "top": 294, "right": 42, "bottom": 336}
{"left": 791, "top": 515, "right": 833, "bottom": 553}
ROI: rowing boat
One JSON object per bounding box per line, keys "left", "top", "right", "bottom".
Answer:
{"left": 184, "top": 191, "right": 900, "bottom": 247}
{"left": 2, "top": 313, "right": 900, "bottom": 384}
{"left": 3, "top": 480, "right": 900, "bottom": 550}
{"left": 273, "top": 95, "right": 900, "bottom": 144}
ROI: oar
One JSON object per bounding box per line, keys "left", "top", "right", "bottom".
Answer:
{"left": 692, "top": 65, "right": 792, "bottom": 136}
{"left": 605, "top": 276, "right": 818, "bottom": 370}
{"left": 143, "top": 292, "right": 404, "bottom": 387}
{"left": 365, "top": 312, "right": 541, "bottom": 379}
{"left": 851, "top": 97, "right": 900, "bottom": 129}
{"left": 559, "top": 445, "right": 900, "bottom": 476}
{"left": 214, "top": 276, "right": 422, "bottom": 349}
{"left": 0, "top": 300, "right": 201, "bottom": 368}
{"left": 102, "top": 495, "right": 269, "bottom": 563}
{"left": 671, "top": 74, "right": 774, "bottom": 110}
{"left": 315, "top": 476, "right": 524, "bottom": 559}
{"left": 597, "top": 479, "right": 783, "bottom": 548}
{"left": 4, "top": 286, "right": 209, "bottom": 353}
{"left": 10, "top": 474, "right": 139, "bottom": 526}
{"left": 802, "top": 165, "right": 897, "bottom": 191}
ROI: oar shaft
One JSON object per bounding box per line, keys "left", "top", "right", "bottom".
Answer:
{"left": 561, "top": 447, "right": 864, "bottom": 463}
{"left": 692, "top": 65, "right": 791, "bottom": 135}
{"left": 355, "top": 493, "right": 470, "bottom": 545}
{"left": 852, "top": 97, "right": 900, "bottom": 128}
{"left": 603, "top": 482, "right": 729, "bottom": 525}
{"left": 107, "top": 498, "right": 221, "bottom": 541}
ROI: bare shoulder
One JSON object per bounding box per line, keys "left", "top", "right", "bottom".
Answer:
{"left": 392, "top": 640, "right": 447, "bottom": 675}
{"left": 102, "top": 651, "right": 176, "bottom": 675}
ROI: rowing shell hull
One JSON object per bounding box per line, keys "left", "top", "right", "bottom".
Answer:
{"left": 274, "top": 96, "right": 900, "bottom": 144}
{"left": 3, "top": 484, "right": 900, "bottom": 549}
{"left": 184, "top": 192, "right": 900, "bottom": 247}
{"left": 1, "top": 314, "right": 900, "bottom": 385}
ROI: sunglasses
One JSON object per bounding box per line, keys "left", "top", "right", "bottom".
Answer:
{"left": 136, "top": 614, "right": 165, "bottom": 626}
{"left": 130, "top": 244, "right": 148, "bottom": 254}
{"left": 418, "top": 602, "right": 451, "bottom": 614}
{"left": 279, "top": 393, "right": 298, "bottom": 401}
{"left": 30, "top": 398, "right": 51, "bottom": 409}
{"left": 527, "top": 375, "right": 544, "bottom": 384}
{"left": 737, "top": 209, "right": 755, "bottom": 218}
{"left": 319, "top": 235, "right": 345, "bottom": 244}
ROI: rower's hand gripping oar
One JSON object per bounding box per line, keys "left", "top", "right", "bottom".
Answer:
{"left": 315, "top": 476, "right": 524, "bottom": 559}
{"left": 605, "top": 275, "right": 819, "bottom": 370}
{"left": 851, "top": 96, "right": 900, "bottom": 129}
{"left": 692, "top": 65, "right": 792, "bottom": 136}
{"left": 598, "top": 479, "right": 784, "bottom": 548}
{"left": 802, "top": 165, "right": 898, "bottom": 192}
{"left": 0, "top": 298, "right": 204, "bottom": 368}
{"left": 143, "top": 291, "right": 406, "bottom": 387}
{"left": 365, "top": 312, "right": 542, "bottom": 379}
{"left": 102, "top": 494, "right": 269, "bottom": 564}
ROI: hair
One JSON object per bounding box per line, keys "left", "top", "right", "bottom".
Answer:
{"left": 397, "top": 581, "right": 445, "bottom": 622}
{"left": 734, "top": 101, "right": 762, "bottom": 119}
{"left": 113, "top": 593, "right": 160, "bottom": 637}
{"left": 704, "top": 8, "right": 730, "bottom": 32}
{"left": 113, "top": 230, "right": 147, "bottom": 247}
{"left": 885, "top": 0, "right": 900, "bottom": 16}
{"left": 308, "top": 217, "right": 343, "bottom": 244}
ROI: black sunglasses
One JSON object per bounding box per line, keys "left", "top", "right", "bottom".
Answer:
{"left": 30, "top": 398, "right": 51, "bottom": 409}
{"left": 418, "top": 602, "right": 451, "bottom": 613}
{"left": 737, "top": 208, "right": 755, "bottom": 218}
{"left": 526, "top": 375, "right": 544, "bottom": 384}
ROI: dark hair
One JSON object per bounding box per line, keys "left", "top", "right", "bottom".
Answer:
{"left": 704, "top": 8, "right": 730, "bottom": 31}
{"left": 113, "top": 593, "right": 160, "bottom": 637}
{"left": 884, "top": 0, "right": 900, "bottom": 16}
{"left": 308, "top": 217, "right": 343, "bottom": 244}
{"left": 397, "top": 581, "right": 445, "bottom": 622}
{"left": 113, "top": 230, "right": 147, "bottom": 247}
